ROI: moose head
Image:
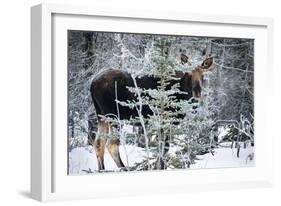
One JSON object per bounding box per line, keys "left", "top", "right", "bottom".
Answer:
{"left": 189, "top": 57, "right": 213, "bottom": 99}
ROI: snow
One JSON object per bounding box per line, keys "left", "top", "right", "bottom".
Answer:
{"left": 69, "top": 143, "right": 255, "bottom": 174}
{"left": 68, "top": 145, "right": 147, "bottom": 174}
{"left": 190, "top": 146, "right": 255, "bottom": 169}
{"left": 218, "top": 126, "right": 230, "bottom": 142}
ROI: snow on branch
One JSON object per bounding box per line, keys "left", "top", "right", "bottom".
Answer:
{"left": 213, "top": 62, "right": 254, "bottom": 73}
{"left": 211, "top": 41, "right": 250, "bottom": 47}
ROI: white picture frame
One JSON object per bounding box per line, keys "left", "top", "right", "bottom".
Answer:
{"left": 31, "top": 3, "right": 274, "bottom": 202}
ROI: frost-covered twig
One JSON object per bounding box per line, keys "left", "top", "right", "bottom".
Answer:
{"left": 213, "top": 62, "right": 254, "bottom": 73}
{"left": 216, "top": 117, "right": 253, "bottom": 141}
{"left": 114, "top": 81, "right": 129, "bottom": 169}
{"left": 82, "top": 168, "right": 94, "bottom": 173}
{"left": 211, "top": 41, "right": 250, "bottom": 47}
{"left": 131, "top": 76, "right": 151, "bottom": 170}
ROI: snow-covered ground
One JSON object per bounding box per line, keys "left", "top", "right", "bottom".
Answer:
{"left": 190, "top": 146, "right": 254, "bottom": 169}
{"left": 69, "top": 145, "right": 147, "bottom": 174}
{"left": 69, "top": 143, "right": 254, "bottom": 174}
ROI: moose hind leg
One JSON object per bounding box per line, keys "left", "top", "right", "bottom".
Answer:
{"left": 94, "top": 138, "right": 106, "bottom": 171}
{"left": 106, "top": 139, "right": 125, "bottom": 169}
{"left": 94, "top": 121, "right": 111, "bottom": 171}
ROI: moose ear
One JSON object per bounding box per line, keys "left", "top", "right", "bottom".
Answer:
{"left": 201, "top": 57, "right": 213, "bottom": 70}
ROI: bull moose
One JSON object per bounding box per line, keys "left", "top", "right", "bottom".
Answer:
{"left": 90, "top": 57, "right": 213, "bottom": 171}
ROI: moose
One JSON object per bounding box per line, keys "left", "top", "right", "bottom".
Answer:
{"left": 90, "top": 56, "right": 213, "bottom": 171}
